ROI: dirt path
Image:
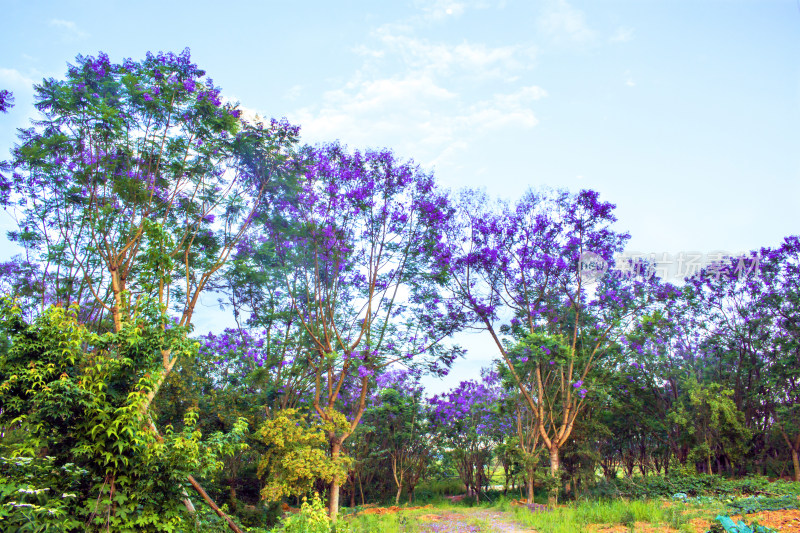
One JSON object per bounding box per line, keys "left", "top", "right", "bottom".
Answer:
{"left": 356, "top": 501, "right": 800, "bottom": 532}
{"left": 472, "top": 509, "right": 539, "bottom": 532}
{"left": 414, "top": 509, "right": 537, "bottom": 533}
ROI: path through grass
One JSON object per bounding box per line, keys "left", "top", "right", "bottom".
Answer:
{"left": 343, "top": 497, "right": 721, "bottom": 533}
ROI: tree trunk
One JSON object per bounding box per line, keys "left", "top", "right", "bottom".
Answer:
{"left": 391, "top": 454, "right": 404, "bottom": 506}
{"left": 780, "top": 429, "right": 800, "bottom": 482}
{"left": 526, "top": 470, "right": 535, "bottom": 504}
{"left": 548, "top": 447, "right": 560, "bottom": 507}
{"left": 188, "top": 475, "right": 244, "bottom": 533}
{"left": 329, "top": 476, "right": 341, "bottom": 519}
{"left": 329, "top": 441, "right": 342, "bottom": 520}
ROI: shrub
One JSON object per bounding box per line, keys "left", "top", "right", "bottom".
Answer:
{"left": 272, "top": 494, "right": 353, "bottom": 533}
{"left": 589, "top": 474, "right": 796, "bottom": 500}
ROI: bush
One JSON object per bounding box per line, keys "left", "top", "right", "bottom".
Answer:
{"left": 272, "top": 494, "right": 352, "bottom": 533}
{"left": 412, "top": 478, "right": 466, "bottom": 501}
{"left": 0, "top": 456, "right": 85, "bottom": 532}
{"left": 727, "top": 495, "right": 799, "bottom": 515}
{"left": 589, "top": 474, "right": 797, "bottom": 500}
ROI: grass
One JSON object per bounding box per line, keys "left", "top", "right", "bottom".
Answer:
{"left": 340, "top": 495, "right": 729, "bottom": 533}
{"left": 337, "top": 477, "right": 800, "bottom": 532}
{"left": 505, "top": 498, "right": 711, "bottom": 533}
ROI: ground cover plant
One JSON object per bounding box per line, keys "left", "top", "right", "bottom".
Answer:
{"left": 1, "top": 48, "right": 799, "bottom": 532}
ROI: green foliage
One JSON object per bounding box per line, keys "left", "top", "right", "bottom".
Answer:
{"left": 0, "top": 298, "right": 248, "bottom": 531}
{"left": 257, "top": 409, "right": 351, "bottom": 503}
{"left": 591, "top": 473, "right": 799, "bottom": 500}
{"left": 272, "top": 494, "right": 352, "bottom": 533}
{"left": 726, "top": 495, "right": 798, "bottom": 515}
{"left": 667, "top": 379, "right": 751, "bottom": 474}
{"left": 6, "top": 50, "right": 299, "bottom": 328}
{"left": 0, "top": 456, "right": 85, "bottom": 532}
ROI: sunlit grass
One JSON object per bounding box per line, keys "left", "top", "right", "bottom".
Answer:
{"left": 341, "top": 495, "right": 725, "bottom": 533}
{"left": 342, "top": 501, "right": 502, "bottom": 533}
{"left": 507, "top": 497, "right": 723, "bottom": 533}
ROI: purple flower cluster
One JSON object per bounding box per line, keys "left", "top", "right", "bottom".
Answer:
{"left": 0, "top": 89, "right": 14, "bottom": 113}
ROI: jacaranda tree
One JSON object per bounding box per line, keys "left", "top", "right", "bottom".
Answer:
{"left": 367, "top": 369, "right": 431, "bottom": 505}
{"left": 759, "top": 238, "right": 800, "bottom": 481}
{"left": 0, "top": 89, "right": 12, "bottom": 113}
{"left": 0, "top": 49, "right": 299, "bottom": 532}
{"left": 269, "top": 143, "right": 463, "bottom": 518}
{"left": 429, "top": 369, "right": 509, "bottom": 503}
{"left": 0, "top": 88, "right": 13, "bottom": 197}
{"left": 439, "top": 188, "right": 666, "bottom": 504}
{"left": 2, "top": 50, "right": 299, "bottom": 408}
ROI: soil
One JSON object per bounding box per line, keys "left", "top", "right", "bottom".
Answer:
{"left": 414, "top": 510, "right": 537, "bottom": 533}
{"left": 726, "top": 509, "right": 800, "bottom": 532}
{"left": 353, "top": 504, "right": 537, "bottom": 532}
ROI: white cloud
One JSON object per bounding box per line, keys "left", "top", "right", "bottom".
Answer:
{"left": 288, "top": 74, "right": 546, "bottom": 169}
{"left": 0, "top": 68, "right": 36, "bottom": 89}
{"left": 352, "top": 45, "right": 385, "bottom": 59}
{"left": 281, "top": 5, "right": 545, "bottom": 172}
{"left": 284, "top": 85, "right": 303, "bottom": 101}
{"left": 624, "top": 70, "right": 635, "bottom": 87}
{"left": 417, "top": 0, "right": 466, "bottom": 20}
{"left": 610, "top": 26, "right": 634, "bottom": 43}
{"left": 412, "top": 0, "right": 504, "bottom": 21}
{"left": 48, "top": 19, "right": 89, "bottom": 41}
{"left": 456, "top": 87, "right": 544, "bottom": 130}
{"left": 362, "top": 26, "right": 537, "bottom": 80}
{"left": 327, "top": 75, "right": 457, "bottom": 113}
{"left": 290, "top": 74, "right": 456, "bottom": 145}
{"left": 537, "top": 0, "right": 595, "bottom": 44}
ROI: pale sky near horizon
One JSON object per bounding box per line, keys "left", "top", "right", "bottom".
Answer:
{"left": 1, "top": 0, "right": 799, "bottom": 393}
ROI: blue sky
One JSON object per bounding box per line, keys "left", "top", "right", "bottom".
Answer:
{"left": 2, "top": 0, "right": 799, "bottom": 391}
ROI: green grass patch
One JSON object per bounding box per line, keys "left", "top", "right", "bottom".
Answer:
{"left": 504, "top": 497, "right": 723, "bottom": 533}
{"left": 338, "top": 487, "right": 800, "bottom": 533}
